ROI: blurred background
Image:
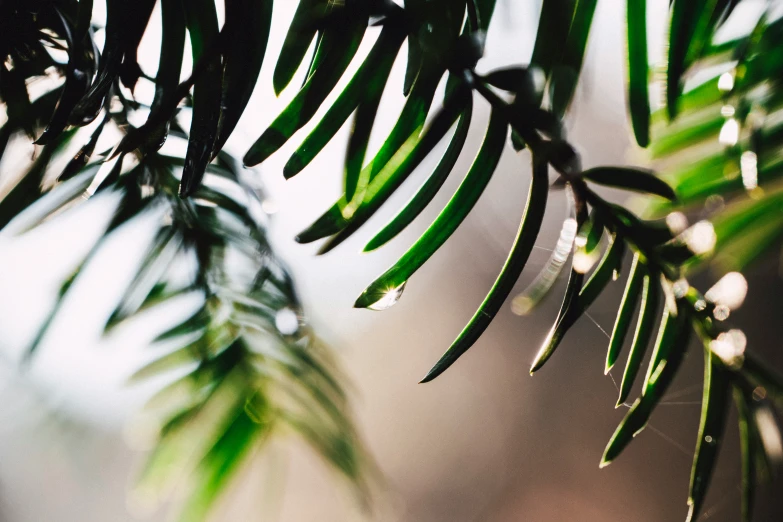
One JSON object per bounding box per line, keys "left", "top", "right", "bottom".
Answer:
{"left": 1, "top": 0, "right": 782, "bottom": 520}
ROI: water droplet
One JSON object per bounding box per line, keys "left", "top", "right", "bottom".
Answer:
{"left": 682, "top": 220, "right": 716, "bottom": 255}
{"left": 275, "top": 308, "right": 299, "bottom": 335}
{"left": 110, "top": 95, "right": 124, "bottom": 113}
{"left": 140, "top": 184, "right": 156, "bottom": 198}
{"left": 704, "top": 435, "right": 714, "bottom": 444}
{"left": 720, "top": 104, "right": 735, "bottom": 117}
{"left": 713, "top": 304, "right": 730, "bottom": 321}
{"left": 367, "top": 282, "right": 406, "bottom": 311}
{"left": 704, "top": 194, "right": 725, "bottom": 213}
{"left": 752, "top": 386, "right": 767, "bottom": 401}
{"left": 573, "top": 248, "right": 600, "bottom": 274}
{"left": 694, "top": 299, "right": 707, "bottom": 312}
{"left": 612, "top": 269, "right": 620, "bottom": 281}
{"left": 710, "top": 329, "right": 746, "bottom": 368}
{"left": 666, "top": 211, "right": 688, "bottom": 234}
{"left": 673, "top": 278, "right": 690, "bottom": 298}
{"left": 719, "top": 118, "right": 739, "bottom": 146}
{"left": 705, "top": 272, "right": 747, "bottom": 310}
{"left": 718, "top": 71, "right": 735, "bottom": 92}
{"left": 741, "top": 151, "right": 758, "bottom": 191}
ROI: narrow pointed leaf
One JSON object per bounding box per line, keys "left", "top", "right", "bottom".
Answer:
{"left": 601, "top": 306, "right": 691, "bottom": 466}
{"left": 687, "top": 350, "right": 730, "bottom": 522}
{"left": 177, "top": 402, "right": 266, "bottom": 521}
{"left": 626, "top": 0, "right": 650, "bottom": 146}
{"left": 244, "top": 20, "right": 367, "bottom": 166}
{"left": 212, "top": 0, "right": 274, "bottom": 153}
{"left": 354, "top": 110, "right": 507, "bottom": 309}
{"left": 70, "top": 0, "right": 156, "bottom": 125}
{"left": 530, "top": 0, "right": 577, "bottom": 78}
{"left": 583, "top": 167, "right": 676, "bottom": 200}
{"left": 667, "top": 0, "right": 712, "bottom": 119}
{"left": 344, "top": 65, "right": 394, "bottom": 202}
{"left": 529, "top": 191, "right": 588, "bottom": 373}
{"left": 577, "top": 233, "right": 625, "bottom": 312}
{"left": 118, "top": 0, "right": 158, "bottom": 90}
{"left": 310, "top": 85, "right": 470, "bottom": 253}
{"left": 403, "top": 34, "right": 423, "bottom": 97}
{"left": 35, "top": 7, "right": 92, "bottom": 145}
{"left": 364, "top": 98, "right": 473, "bottom": 251}
{"left": 273, "top": 0, "right": 322, "bottom": 95}
{"left": 318, "top": 88, "right": 471, "bottom": 254}
{"left": 550, "top": 0, "right": 599, "bottom": 118}
{"left": 295, "top": 70, "right": 444, "bottom": 243}
{"left": 421, "top": 154, "right": 549, "bottom": 383}
{"left": 617, "top": 266, "right": 659, "bottom": 406}
{"left": 606, "top": 253, "right": 644, "bottom": 373}
{"left": 179, "top": 0, "right": 222, "bottom": 197}
{"left": 283, "top": 26, "right": 404, "bottom": 179}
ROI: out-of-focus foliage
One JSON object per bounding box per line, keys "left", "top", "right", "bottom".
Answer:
{"left": 2, "top": 0, "right": 783, "bottom": 521}
{"left": 0, "top": 1, "right": 367, "bottom": 520}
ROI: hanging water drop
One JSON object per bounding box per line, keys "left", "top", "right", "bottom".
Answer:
{"left": 718, "top": 71, "right": 735, "bottom": 92}
{"left": 719, "top": 118, "right": 739, "bottom": 146}
{"left": 367, "top": 282, "right": 407, "bottom": 311}
{"left": 705, "top": 272, "right": 748, "bottom": 310}
{"left": 713, "top": 304, "right": 730, "bottom": 321}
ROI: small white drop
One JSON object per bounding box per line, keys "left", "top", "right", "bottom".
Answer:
{"left": 710, "top": 329, "right": 746, "bottom": 368}
{"left": 705, "top": 272, "right": 748, "bottom": 310}
{"left": 719, "top": 118, "right": 739, "bottom": 146}
{"left": 741, "top": 151, "right": 759, "bottom": 191}
{"left": 682, "top": 220, "right": 717, "bottom": 256}
{"left": 367, "top": 282, "right": 406, "bottom": 311}
{"left": 718, "top": 71, "right": 735, "bottom": 92}
{"left": 275, "top": 308, "right": 299, "bottom": 335}
{"left": 713, "top": 304, "right": 731, "bottom": 321}
{"left": 673, "top": 278, "right": 690, "bottom": 299}
{"left": 666, "top": 211, "right": 688, "bottom": 235}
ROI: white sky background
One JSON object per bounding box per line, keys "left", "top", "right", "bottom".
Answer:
{"left": 0, "top": 0, "right": 772, "bottom": 484}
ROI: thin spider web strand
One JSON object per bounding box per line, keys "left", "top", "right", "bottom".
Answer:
{"left": 585, "top": 312, "right": 698, "bottom": 456}
{"left": 585, "top": 311, "right": 611, "bottom": 339}
{"left": 661, "top": 383, "right": 704, "bottom": 402}
{"left": 583, "top": 286, "right": 740, "bottom": 519}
